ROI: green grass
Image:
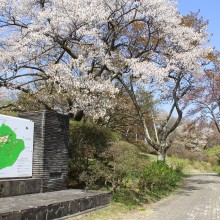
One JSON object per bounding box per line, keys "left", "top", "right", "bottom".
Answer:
{"left": 139, "top": 152, "right": 157, "bottom": 161}
{"left": 206, "top": 145, "right": 220, "bottom": 157}
{"left": 68, "top": 202, "right": 140, "bottom": 220}
{"left": 145, "top": 152, "right": 220, "bottom": 175}
{"left": 139, "top": 153, "right": 215, "bottom": 174}
{"left": 213, "top": 165, "right": 220, "bottom": 175}
{"left": 167, "top": 156, "right": 214, "bottom": 174}
{"left": 204, "top": 146, "right": 220, "bottom": 175}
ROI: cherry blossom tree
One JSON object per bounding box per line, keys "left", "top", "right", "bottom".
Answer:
{"left": 0, "top": 0, "right": 210, "bottom": 118}
{"left": 0, "top": 0, "right": 212, "bottom": 159}
{"left": 0, "top": 0, "right": 119, "bottom": 118}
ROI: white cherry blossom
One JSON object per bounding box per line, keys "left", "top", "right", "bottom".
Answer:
{"left": 0, "top": 0, "right": 211, "bottom": 117}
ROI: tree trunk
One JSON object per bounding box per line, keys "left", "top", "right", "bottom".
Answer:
{"left": 157, "top": 142, "right": 171, "bottom": 162}
{"left": 157, "top": 146, "right": 166, "bottom": 162}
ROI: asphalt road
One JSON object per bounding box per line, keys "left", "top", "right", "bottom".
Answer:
{"left": 143, "top": 174, "right": 220, "bottom": 220}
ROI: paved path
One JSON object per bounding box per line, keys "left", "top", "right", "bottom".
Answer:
{"left": 142, "top": 174, "right": 220, "bottom": 220}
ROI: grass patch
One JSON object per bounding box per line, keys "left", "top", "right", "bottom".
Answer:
{"left": 167, "top": 156, "right": 214, "bottom": 174}
{"left": 139, "top": 153, "right": 157, "bottom": 161}
{"left": 206, "top": 145, "right": 220, "bottom": 157}
{"left": 139, "top": 154, "right": 215, "bottom": 174}
{"left": 69, "top": 202, "right": 136, "bottom": 220}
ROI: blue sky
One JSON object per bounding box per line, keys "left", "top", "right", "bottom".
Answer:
{"left": 178, "top": 0, "right": 220, "bottom": 50}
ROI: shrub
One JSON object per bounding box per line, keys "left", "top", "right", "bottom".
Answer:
{"left": 78, "top": 141, "right": 149, "bottom": 192}
{"left": 139, "top": 162, "right": 183, "bottom": 192}
{"left": 69, "top": 120, "right": 119, "bottom": 152}
{"left": 68, "top": 122, "right": 147, "bottom": 191}
{"left": 208, "top": 156, "right": 219, "bottom": 166}
{"left": 68, "top": 121, "right": 119, "bottom": 188}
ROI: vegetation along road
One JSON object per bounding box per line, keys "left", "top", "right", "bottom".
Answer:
{"left": 141, "top": 174, "right": 220, "bottom": 220}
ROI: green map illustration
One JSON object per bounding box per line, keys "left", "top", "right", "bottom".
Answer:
{"left": 0, "top": 124, "right": 25, "bottom": 170}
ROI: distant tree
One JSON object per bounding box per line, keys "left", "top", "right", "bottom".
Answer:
{"left": 176, "top": 121, "right": 209, "bottom": 150}
{"left": 186, "top": 53, "right": 220, "bottom": 133}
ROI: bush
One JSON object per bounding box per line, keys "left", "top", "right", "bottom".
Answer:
{"left": 68, "top": 121, "right": 119, "bottom": 188}
{"left": 139, "top": 162, "right": 183, "bottom": 192}
{"left": 69, "top": 120, "right": 119, "bottom": 152}
{"left": 78, "top": 141, "right": 149, "bottom": 192}
{"left": 208, "top": 156, "right": 219, "bottom": 166}
{"left": 68, "top": 122, "right": 147, "bottom": 191}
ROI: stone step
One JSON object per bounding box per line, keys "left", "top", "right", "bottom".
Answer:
{"left": 0, "top": 189, "right": 112, "bottom": 220}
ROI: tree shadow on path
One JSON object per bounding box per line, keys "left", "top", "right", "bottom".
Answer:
{"left": 177, "top": 174, "right": 220, "bottom": 196}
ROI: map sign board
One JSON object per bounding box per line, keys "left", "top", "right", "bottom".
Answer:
{"left": 0, "top": 114, "right": 34, "bottom": 178}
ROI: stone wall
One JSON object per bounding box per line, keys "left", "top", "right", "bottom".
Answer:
{"left": 0, "top": 179, "right": 41, "bottom": 198}
{"left": 19, "top": 110, "right": 69, "bottom": 192}
{"left": 0, "top": 190, "right": 112, "bottom": 220}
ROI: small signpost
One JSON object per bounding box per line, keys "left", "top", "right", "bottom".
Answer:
{"left": 0, "top": 114, "right": 34, "bottom": 178}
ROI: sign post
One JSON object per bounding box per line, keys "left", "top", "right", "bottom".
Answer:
{"left": 0, "top": 114, "right": 34, "bottom": 178}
